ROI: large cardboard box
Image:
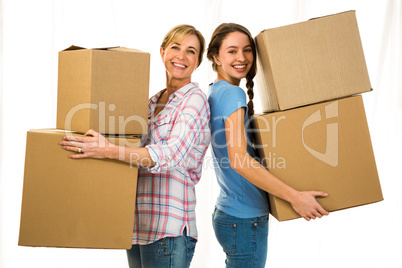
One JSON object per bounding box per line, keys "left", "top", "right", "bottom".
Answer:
{"left": 255, "top": 11, "right": 372, "bottom": 112}
{"left": 56, "top": 46, "right": 150, "bottom": 135}
{"left": 252, "top": 95, "right": 383, "bottom": 221}
{"left": 19, "top": 129, "right": 140, "bottom": 249}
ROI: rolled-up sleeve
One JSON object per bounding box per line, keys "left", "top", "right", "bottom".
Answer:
{"left": 146, "top": 90, "right": 210, "bottom": 174}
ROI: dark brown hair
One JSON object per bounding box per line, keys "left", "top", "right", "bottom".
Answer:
{"left": 207, "top": 23, "right": 256, "bottom": 116}
{"left": 161, "top": 24, "right": 205, "bottom": 67}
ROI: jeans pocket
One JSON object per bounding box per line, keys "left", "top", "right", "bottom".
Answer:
{"left": 186, "top": 236, "right": 197, "bottom": 253}
{"left": 157, "top": 237, "right": 173, "bottom": 257}
{"left": 212, "top": 211, "right": 237, "bottom": 254}
{"left": 186, "top": 236, "right": 197, "bottom": 265}
{"left": 257, "top": 214, "right": 269, "bottom": 225}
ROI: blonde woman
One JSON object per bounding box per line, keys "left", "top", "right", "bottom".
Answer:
{"left": 61, "top": 24, "right": 210, "bottom": 268}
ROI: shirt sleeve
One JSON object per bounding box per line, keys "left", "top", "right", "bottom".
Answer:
{"left": 218, "top": 85, "right": 247, "bottom": 120}
{"left": 145, "top": 90, "right": 210, "bottom": 173}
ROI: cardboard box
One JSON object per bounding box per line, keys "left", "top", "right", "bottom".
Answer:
{"left": 56, "top": 46, "right": 150, "bottom": 135}
{"left": 255, "top": 11, "right": 372, "bottom": 112}
{"left": 252, "top": 95, "right": 383, "bottom": 221}
{"left": 19, "top": 129, "right": 140, "bottom": 249}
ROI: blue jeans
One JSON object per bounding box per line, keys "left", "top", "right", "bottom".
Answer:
{"left": 126, "top": 229, "right": 197, "bottom": 268}
{"left": 212, "top": 208, "right": 269, "bottom": 268}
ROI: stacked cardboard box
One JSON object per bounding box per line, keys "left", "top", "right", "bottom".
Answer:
{"left": 19, "top": 46, "right": 150, "bottom": 248}
{"left": 253, "top": 11, "right": 383, "bottom": 221}
{"left": 56, "top": 46, "right": 150, "bottom": 135}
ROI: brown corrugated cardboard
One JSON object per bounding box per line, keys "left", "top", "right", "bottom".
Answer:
{"left": 255, "top": 11, "right": 372, "bottom": 112}
{"left": 252, "top": 95, "right": 383, "bottom": 221}
{"left": 19, "top": 129, "right": 140, "bottom": 249}
{"left": 56, "top": 46, "right": 150, "bottom": 135}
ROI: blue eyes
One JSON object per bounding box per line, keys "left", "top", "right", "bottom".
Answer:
{"left": 228, "top": 49, "right": 252, "bottom": 54}
{"left": 171, "top": 46, "right": 196, "bottom": 54}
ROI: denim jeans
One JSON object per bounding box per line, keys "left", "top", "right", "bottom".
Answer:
{"left": 212, "top": 208, "right": 269, "bottom": 268}
{"left": 126, "top": 229, "right": 197, "bottom": 268}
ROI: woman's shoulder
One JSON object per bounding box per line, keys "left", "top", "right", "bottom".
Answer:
{"left": 179, "top": 83, "right": 209, "bottom": 111}
{"left": 211, "top": 80, "right": 240, "bottom": 90}
{"left": 185, "top": 82, "right": 208, "bottom": 101}
{"left": 211, "top": 80, "right": 246, "bottom": 100}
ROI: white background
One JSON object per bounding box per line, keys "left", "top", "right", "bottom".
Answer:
{"left": 0, "top": 0, "right": 401, "bottom": 267}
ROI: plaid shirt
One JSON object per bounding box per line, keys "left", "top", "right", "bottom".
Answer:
{"left": 132, "top": 82, "right": 211, "bottom": 245}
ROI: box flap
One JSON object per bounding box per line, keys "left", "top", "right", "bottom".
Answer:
{"left": 62, "top": 45, "right": 119, "bottom": 51}
{"left": 61, "top": 45, "right": 147, "bottom": 54}
{"left": 92, "top": 46, "right": 120, "bottom": 50}
{"left": 63, "top": 45, "right": 86, "bottom": 51}
{"left": 108, "top": 47, "right": 148, "bottom": 53}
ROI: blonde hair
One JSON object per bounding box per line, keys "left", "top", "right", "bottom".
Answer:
{"left": 161, "top": 24, "right": 205, "bottom": 67}
{"left": 207, "top": 23, "right": 256, "bottom": 117}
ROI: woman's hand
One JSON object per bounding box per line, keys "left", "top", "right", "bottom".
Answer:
{"left": 60, "top": 129, "right": 115, "bottom": 159}
{"left": 289, "top": 191, "right": 329, "bottom": 221}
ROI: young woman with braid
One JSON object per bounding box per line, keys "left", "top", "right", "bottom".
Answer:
{"left": 207, "top": 23, "right": 329, "bottom": 268}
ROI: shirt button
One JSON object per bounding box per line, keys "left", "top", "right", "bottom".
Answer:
{"left": 162, "top": 241, "right": 166, "bottom": 245}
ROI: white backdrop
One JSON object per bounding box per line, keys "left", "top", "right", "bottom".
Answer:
{"left": 1, "top": 0, "right": 401, "bottom": 267}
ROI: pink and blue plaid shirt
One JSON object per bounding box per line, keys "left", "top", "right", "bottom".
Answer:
{"left": 132, "top": 82, "right": 211, "bottom": 245}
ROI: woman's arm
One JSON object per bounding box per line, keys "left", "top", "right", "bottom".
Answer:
{"left": 225, "top": 107, "right": 329, "bottom": 221}
{"left": 144, "top": 90, "right": 210, "bottom": 174}
{"left": 60, "top": 129, "right": 155, "bottom": 167}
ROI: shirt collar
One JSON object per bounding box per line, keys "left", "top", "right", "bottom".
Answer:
{"left": 150, "top": 82, "right": 198, "bottom": 105}
{"left": 171, "top": 82, "right": 198, "bottom": 100}
{"left": 149, "top": 89, "right": 165, "bottom": 105}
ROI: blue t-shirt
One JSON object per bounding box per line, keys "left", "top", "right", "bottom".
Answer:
{"left": 208, "top": 80, "right": 269, "bottom": 218}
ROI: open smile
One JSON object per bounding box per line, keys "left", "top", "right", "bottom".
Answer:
{"left": 172, "top": 62, "right": 187, "bottom": 69}
{"left": 232, "top": 64, "right": 247, "bottom": 72}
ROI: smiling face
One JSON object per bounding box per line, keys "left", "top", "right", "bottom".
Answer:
{"left": 160, "top": 34, "right": 201, "bottom": 86}
{"left": 213, "top": 31, "right": 254, "bottom": 86}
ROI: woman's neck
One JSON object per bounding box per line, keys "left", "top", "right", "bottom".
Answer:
{"left": 165, "top": 74, "right": 191, "bottom": 96}
{"left": 216, "top": 72, "right": 241, "bottom": 86}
